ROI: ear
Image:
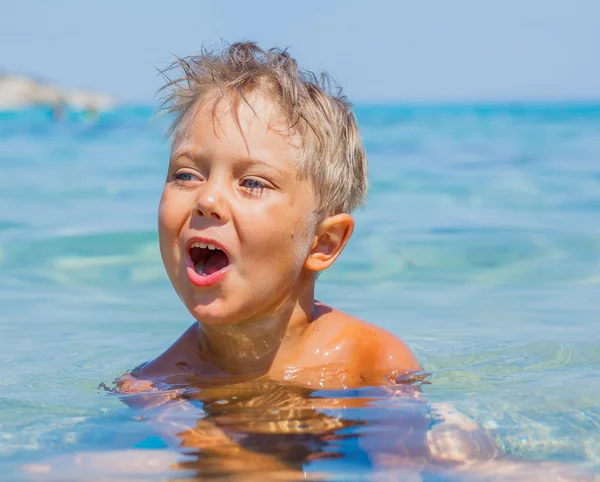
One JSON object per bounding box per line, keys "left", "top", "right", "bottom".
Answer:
{"left": 304, "top": 214, "right": 354, "bottom": 272}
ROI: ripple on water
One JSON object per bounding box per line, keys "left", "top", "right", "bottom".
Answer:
{"left": 0, "top": 230, "right": 165, "bottom": 288}
{"left": 2, "top": 105, "right": 600, "bottom": 478}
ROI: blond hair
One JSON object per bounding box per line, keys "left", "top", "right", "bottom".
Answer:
{"left": 158, "top": 42, "right": 367, "bottom": 216}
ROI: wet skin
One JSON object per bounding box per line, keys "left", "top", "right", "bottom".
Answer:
{"left": 135, "top": 90, "right": 420, "bottom": 387}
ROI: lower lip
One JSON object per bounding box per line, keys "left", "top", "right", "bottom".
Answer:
{"left": 185, "top": 256, "right": 230, "bottom": 287}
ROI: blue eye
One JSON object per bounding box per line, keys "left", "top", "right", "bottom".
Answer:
{"left": 242, "top": 179, "right": 266, "bottom": 191}
{"left": 174, "top": 171, "right": 198, "bottom": 182}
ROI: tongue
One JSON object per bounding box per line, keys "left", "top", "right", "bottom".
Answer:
{"left": 202, "top": 250, "right": 229, "bottom": 276}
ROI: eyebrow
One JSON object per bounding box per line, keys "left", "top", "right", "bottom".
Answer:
{"left": 170, "top": 148, "right": 289, "bottom": 177}
{"left": 170, "top": 148, "right": 206, "bottom": 165}
{"left": 240, "top": 157, "right": 288, "bottom": 177}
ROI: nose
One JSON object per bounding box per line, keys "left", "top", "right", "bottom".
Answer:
{"left": 193, "top": 179, "right": 230, "bottom": 222}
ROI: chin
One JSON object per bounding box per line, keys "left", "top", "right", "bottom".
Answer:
{"left": 186, "top": 300, "right": 240, "bottom": 326}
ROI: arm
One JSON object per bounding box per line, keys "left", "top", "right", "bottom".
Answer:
{"left": 115, "top": 374, "right": 299, "bottom": 477}
{"left": 358, "top": 325, "right": 423, "bottom": 386}
{"left": 373, "top": 329, "right": 421, "bottom": 373}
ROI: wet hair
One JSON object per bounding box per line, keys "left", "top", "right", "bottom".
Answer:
{"left": 158, "top": 41, "right": 367, "bottom": 216}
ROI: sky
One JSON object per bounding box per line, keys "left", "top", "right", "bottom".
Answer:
{"left": 1, "top": 0, "right": 600, "bottom": 103}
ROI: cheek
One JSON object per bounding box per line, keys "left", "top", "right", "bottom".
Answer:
{"left": 158, "top": 192, "right": 185, "bottom": 259}
{"left": 244, "top": 203, "right": 314, "bottom": 271}
{"left": 158, "top": 191, "right": 186, "bottom": 232}
{"left": 290, "top": 217, "right": 317, "bottom": 269}
{"left": 157, "top": 197, "right": 171, "bottom": 246}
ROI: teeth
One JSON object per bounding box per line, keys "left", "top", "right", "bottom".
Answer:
{"left": 191, "top": 242, "right": 216, "bottom": 250}
{"left": 195, "top": 264, "right": 205, "bottom": 275}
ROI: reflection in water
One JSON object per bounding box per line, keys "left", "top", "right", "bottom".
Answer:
{"left": 117, "top": 371, "right": 505, "bottom": 480}
{"left": 23, "top": 373, "right": 594, "bottom": 481}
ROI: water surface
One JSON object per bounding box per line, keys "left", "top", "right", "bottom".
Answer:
{"left": 1, "top": 103, "right": 599, "bottom": 479}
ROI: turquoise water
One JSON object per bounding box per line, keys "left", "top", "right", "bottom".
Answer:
{"left": 1, "top": 104, "right": 600, "bottom": 480}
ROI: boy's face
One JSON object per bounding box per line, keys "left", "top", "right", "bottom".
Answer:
{"left": 159, "top": 93, "right": 318, "bottom": 325}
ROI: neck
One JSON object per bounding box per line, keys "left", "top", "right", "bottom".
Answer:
{"left": 196, "top": 282, "right": 315, "bottom": 376}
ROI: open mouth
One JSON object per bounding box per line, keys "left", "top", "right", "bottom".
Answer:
{"left": 189, "top": 242, "right": 230, "bottom": 277}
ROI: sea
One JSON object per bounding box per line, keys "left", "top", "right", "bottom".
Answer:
{"left": 1, "top": 103, "right": 599, "bottom": 480}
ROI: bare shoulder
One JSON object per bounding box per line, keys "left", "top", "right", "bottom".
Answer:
{"left": 131, "top": 323, "right": 200, "bottom": 381}
{"left": 307, "top": 303, "right": 421, "bottom": 373}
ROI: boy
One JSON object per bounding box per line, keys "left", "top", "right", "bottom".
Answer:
{"left": 126, "top": 42, "right": 420, "bottom": 390}
{"left": 27, "top": 43, "right": 592, "bottom": 481}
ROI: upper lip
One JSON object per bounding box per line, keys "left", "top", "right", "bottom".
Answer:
{"left": 185, "top": 235, "right": 231, "bottom": 261}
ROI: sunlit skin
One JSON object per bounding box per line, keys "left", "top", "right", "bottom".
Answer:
{"left": 133, "top": 90, "right": 420, "bottom": 389}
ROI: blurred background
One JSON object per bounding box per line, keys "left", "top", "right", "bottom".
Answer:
{"left": 2, "top": 0, "right": 600, "bottom": 104}
{"left": 1, "top": 0, "right": 600, "bottom": 478}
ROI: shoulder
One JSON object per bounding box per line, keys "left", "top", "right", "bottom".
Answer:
{"left": 130, "top": 323, "right": 201, "bottom": 381}
{"left": 307, "top": 303, "right": 421, "bottom": 374}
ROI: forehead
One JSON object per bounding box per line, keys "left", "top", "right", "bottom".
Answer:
{"left": 171, "top": 91, "right": 302, "bottom": 162}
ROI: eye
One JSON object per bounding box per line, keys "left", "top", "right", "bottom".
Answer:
{"left": 171, "top": 170, "right": 201, "bottom": 183}
{"left": 177, "top": 172, "right": 194, "bottom": 181}
{"left": 241, "top": 178, "right": 267, "bottom": 193}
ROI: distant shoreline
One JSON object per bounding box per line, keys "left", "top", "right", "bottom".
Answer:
{"left": 0, "top": 74, "right": 116, "bottom": 112}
